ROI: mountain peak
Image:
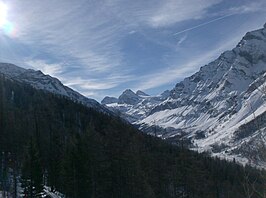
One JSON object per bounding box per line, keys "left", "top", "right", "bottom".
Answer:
{"left": 136, "top": 90, "right": 149, "bottom": 97}
{"left": 118, "top": 89, "right": 141, "bottom": 105}
{"left": 101, "top": 96, "right": 118, "bottom": 105}
{"left": 122, "top": 89, "right": 135, "bottom": 94}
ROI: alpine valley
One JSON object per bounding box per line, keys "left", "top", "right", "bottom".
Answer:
{"left": 2, "top": 62, "right": 265, "bottom": 197}
{"left": 102, "top": 23, "right": 266, "bottom": 168}
{"left": 2, "top": 1, "right": 266, "bottom": 197}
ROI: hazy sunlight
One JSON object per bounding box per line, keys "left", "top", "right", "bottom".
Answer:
{"left": 0, "top": 2, "right": 8, "bottom": 27}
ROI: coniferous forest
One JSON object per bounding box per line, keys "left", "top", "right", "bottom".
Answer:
{"left": 0, "top": 74, "right": 265, "bottom": 197}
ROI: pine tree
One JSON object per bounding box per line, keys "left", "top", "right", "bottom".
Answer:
{"left": 21, "top": 137, "right": 43, "bottom": 197}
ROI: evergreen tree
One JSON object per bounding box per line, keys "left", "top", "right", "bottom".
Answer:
{"left": 21, "top": 138, "right": 43, "bottom": 197}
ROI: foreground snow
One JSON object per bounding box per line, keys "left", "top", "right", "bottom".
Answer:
{"left": 43, "top": 186, "right": 65, "bottom": 198}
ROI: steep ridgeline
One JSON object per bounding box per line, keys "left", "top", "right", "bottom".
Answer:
{"left": 0, "top": 63, "right": 107, "bottom": 112}
{"left": 102, "top": 24, "right": 266, "bottom": 167}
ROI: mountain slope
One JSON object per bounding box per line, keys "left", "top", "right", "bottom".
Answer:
{"left": 102, "top": 24, "right": 266, "bottom": 167}
{"left": 0, "top": 63, "right": 107, "bottom": 112}
{"left": 1, "top": 72, "right": 264, "bottom": 197}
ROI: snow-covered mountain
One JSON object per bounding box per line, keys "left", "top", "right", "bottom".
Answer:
{"left": 102, "top": 23, "right": 266, "bottom": 167}
{"left": 102, "top": 89, "right": 170, "bottom": 123}
{"left": 0, "top": 63, "right": 107, "bottom": 112}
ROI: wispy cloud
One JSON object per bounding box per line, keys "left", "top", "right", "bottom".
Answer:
{"left": 25, "top": 59, "right": 63, "bottom": 77}
{"left": 147, "top": 0, "right": 222, "bottom": 27}
{"left": 61, "top": 73, "right": 136, "bottom": 100}
{"left": 177, "top": 34, "right": 188, "bottom": 46}
{"left": 134, "top": 36, "right": 241, "bottom": 91}
{"left": 218, "top": 1, "right": 266, "bottom": 16}
{"left": 25, "top": 59, "right": 135, "bottom": 92}
{"left": 104, "top": 0, "right": 222, "bottom": 28}
{"left": 63, "top": 74, "right": 135, "bottom": 91}
{"left": 8, "top": 0, "right": 126, "bottom": 74}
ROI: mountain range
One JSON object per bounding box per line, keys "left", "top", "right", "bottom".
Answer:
{"left": 2, "top": 62, "right": 262, "bottom": 197}
{"left": 0, "top": 24, "right": 265, "bottom": 168}
{"left": 102, "top": 23, "right": 266, "bottom": 167}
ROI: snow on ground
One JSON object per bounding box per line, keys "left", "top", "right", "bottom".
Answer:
{"left": 43, "top": 186, "right": 65, "bottom": 198}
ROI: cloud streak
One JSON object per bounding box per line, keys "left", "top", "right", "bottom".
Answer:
{"left": 173, "top": 1, "right": 265, "bottom": 36}
{"left": 173, "top": 13, "right": 236, "bottom": 36}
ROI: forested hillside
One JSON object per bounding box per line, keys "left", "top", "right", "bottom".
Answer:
{"left": 0, "top": 74, "right": 265, "bottom": 197}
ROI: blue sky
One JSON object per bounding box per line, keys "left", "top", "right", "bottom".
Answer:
{"left": 0, "top": 0, "right": 266, "bottom": 101}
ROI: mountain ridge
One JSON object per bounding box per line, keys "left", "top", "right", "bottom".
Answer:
{"left": 0, "top": 63, "right": 108, "bottom": 113}
{"left": 102, "top": 24, "right": 266, "bottom": 167}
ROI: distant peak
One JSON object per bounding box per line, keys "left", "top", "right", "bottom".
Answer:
{"left": 101, "top": 96, "right": 118, "bottom": 105}
{"left": 119, "top": 89, "right": 138, "bottom": 98}
{"left": 122, "top": 89, "right": 135, "bottom": 94}
{"left": 136, "top": 90, "right": 149, "bottom": 96}
{"left": 118, "top": 89, "right": 140, "bottom": 105}
{"left": 264, "top": 22, "right": 266, "bottom": 29}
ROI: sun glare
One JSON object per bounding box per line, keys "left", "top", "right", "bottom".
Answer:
{"left": 0, "top": 2, "right": 8, "bottom": 27}
{"left": 0, "top": 2, "right": 15, "bottom": 37}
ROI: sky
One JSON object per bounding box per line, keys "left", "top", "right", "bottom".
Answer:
{"left": 0, "top": 0, "right": 266, "bottom": 101}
